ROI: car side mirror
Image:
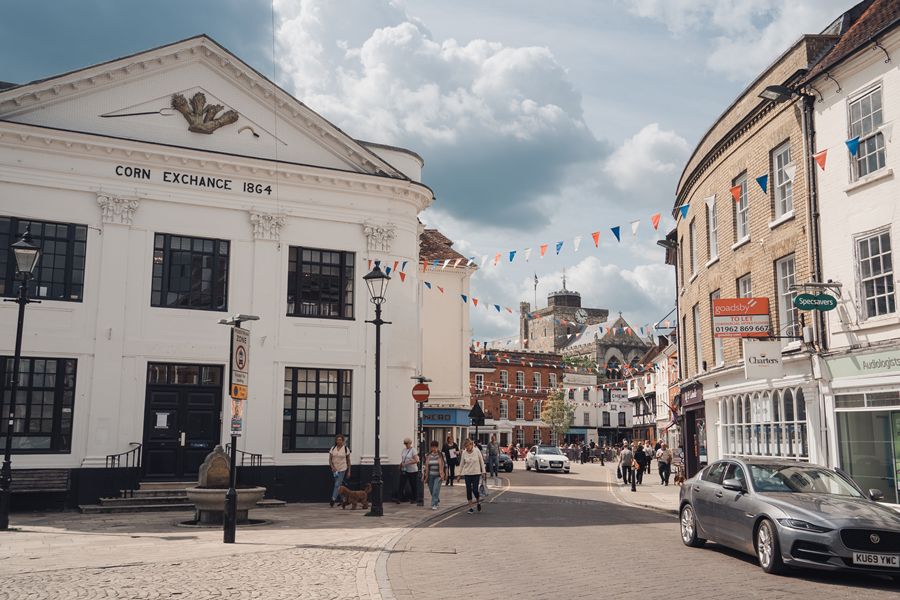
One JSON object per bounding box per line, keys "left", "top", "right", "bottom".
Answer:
{"left": 722, "top": 478, "right": 745, "bottom": 493}
{"left": 869, "top": 489, "right": 884, "bottom": 502}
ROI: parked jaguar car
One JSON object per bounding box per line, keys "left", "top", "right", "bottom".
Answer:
{"left": 679, "top": 458, "right": 900, "bottom": 579}
{"left": 525, "top": 446, "right": 570, "bottom": 473}
{"left": 498, "top": 452, "right": 513, "bottom": 473}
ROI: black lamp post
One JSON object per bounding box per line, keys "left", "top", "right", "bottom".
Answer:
{"left": 1, "top": 226, "right": 42, "bottom": 530}
{"left": 363, "top": 265, "right": 391, "bottom": 516}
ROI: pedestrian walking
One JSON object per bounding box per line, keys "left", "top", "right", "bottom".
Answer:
{"left": 618, "top": 443, "right": 634, "bottom": 485}
{"left": 634, "top": 444, "right": 647, "bottom": 485}
{"left": 457, "top": 438, "right": 486, "bottom": 513}
{"left": 581, "top": 443, "right": 589, "bottom": 464}
{"left": 487, "top": 435, "right": 501, "bottom": 477}
{"left": 657, "top": 443, "right": 673, "bottom": 486}
{"left": 421, "top": 440, "right": 445, "bottom": 510}
{"left": 328, "top": 434, "right": 350, "bottom": 507}
{"left": 442, "top": 435, "right": 460, "bottom": 486}
{"left": 398, "top": 438, "right": 419, "bottom": 503}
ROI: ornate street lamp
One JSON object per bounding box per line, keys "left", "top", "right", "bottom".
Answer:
{"left": 363, "top": 265, "right": 390, "bottom": 516}
{"left": 1, "top": 225, "right": 42, "bottom": 530}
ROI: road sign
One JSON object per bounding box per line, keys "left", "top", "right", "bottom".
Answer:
{"left": 712, "top": 297, "right": 770, "bottom": 338}
{"left": 231, "top": 384, "right": 247, "bottom": 399}
{"left": 468, "top": 402, "right": 485, "bottom": 426}
{"left": 412, "top": 383, "right": 430, "bottom": 402}
{"left": 230, "top": 326, "right": 249, "bottom": 391}
{"left": 794, "top": 293, "right": 837, "bottom": 312}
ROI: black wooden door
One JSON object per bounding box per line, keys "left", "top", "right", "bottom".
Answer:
{"left": 143, "top": 386, "right": 221, "bottom": 480}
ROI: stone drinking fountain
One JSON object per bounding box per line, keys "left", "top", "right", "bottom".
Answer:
{"left": 185, "top": 445, "right": 266, "bottom": 524}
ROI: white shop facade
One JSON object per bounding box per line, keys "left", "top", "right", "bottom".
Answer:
{"left": 0, "top": 36, "right": 434, "bottom": 507}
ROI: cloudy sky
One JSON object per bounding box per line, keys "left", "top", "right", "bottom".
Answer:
{"left": 1, "top": 0, "right": 853, "bottom": 341}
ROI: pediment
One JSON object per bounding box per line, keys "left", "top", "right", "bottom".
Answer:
{"left": 0, "top": 36, "right": 405, "bottom": 179}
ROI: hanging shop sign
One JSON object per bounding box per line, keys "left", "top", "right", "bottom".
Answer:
{"left": 743, "top": 340, "right": 783, "bottom": 380}
{"left": 793, "top": 293, "right": 837, "bottom": 312}
{"left": 682, "top": 382, "right": 703, "bottom": 408}
{"left": 712, "top": 298, "right": 770, "bottom": 338}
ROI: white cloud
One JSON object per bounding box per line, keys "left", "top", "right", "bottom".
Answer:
{"left": 625, "top": 0, "right": 849, "bottom": 81}
{"left": 604, "top": 123, "right": 689, "bottom": 205}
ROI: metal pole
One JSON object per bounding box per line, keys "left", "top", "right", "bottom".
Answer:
{"left": 370, "top": 302, "right": 384, "bottom": 516}
{"left": 224, "top": 318, "right": 241, "bottom": 544}
{"left": 416, "top": 401, "right": 424, "bottom": 506}
{"left": 0, "top": 279, "right": 31, "bottom": 530}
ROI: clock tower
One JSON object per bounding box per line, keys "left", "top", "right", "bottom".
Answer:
{"left": 519, "top": 274, "right": 608, "bottom": 353}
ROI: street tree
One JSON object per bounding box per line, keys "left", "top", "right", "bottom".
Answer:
{"left": 540, "top": 389, "right": 574, "bottom": 441}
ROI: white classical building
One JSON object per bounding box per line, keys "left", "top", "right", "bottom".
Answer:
{"left": 0, "top": 35, "right": 441, "bottom": 506}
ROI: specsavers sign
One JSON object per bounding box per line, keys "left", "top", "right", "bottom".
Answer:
{"left": 713, "top": 298, "right": 770, "bottom": 338}
{"left": 743, "top": 340, "right": 783, "bottom": 380}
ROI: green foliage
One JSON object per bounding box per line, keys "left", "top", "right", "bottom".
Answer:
{"left": 563, "top": 355, "right": 608, "bottom": 379}
{"left": 540, "top": 389, "right": 575, "bottom": 438}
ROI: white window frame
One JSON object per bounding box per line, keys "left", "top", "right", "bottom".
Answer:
{"left": 516, "top": 400, "right": 525, "bottom": 420}
{"left": 734, "top": 174, "right": 749, "bottom": 242}
{"left": 532, "top": 428, "right": 541, "bottom": 445}
{"left": 776, "top": 255, "right": 799, "bottom": 341}
{"left": 710, "top": 290, "right": 724, "bottom": 367}
{"left": 693, "top": 304, "right": 703, "bottom": 373}
{"left": 707, "top": 199, "right": 718, "bottom": 262}
{"left": 568, "top": 388, "right": 575, "bottom": 400}
{"left": 500, "top": 399, "right": 508, "bottom": 420}
{"left": 854, "top": 226, "right": 895, "bottom": 320}
{"left": 583, "top": 388, "right": 589, "bottom": 401}
{"left": 517, "top": 428, "right": 524, "bottom": 447}
{"left": 773, "top": 142, "right": 793, "bottom": 219}
{"left": 548, "top": 373, "right": 557, "bottom": 388}
{"left": 739, "top": 274, "right": 752, "bottom": 298}
{"left": 550, "top": 432, "right": 558, "bottom": 446}
{"left": 534, "top": 400, "right": 541, "bottom": 422}
{"left": 583, "top": 412, "right": 590, "bottom": 426}
{"left": 690, "top": 219, "right": 698, "bottom": 276}
{"left": 500, "top": 370, "right": 508, "bottom": 387}
{"left": 475, "top": 374, "right": 484, "bottom": 390}
{"left": 617, "top": 412, "right": 626, "bottom": 427}
{"left": 533, "top": 372, "right": 541, "bottom": 389}
{"left": 516, "top": 371, "right": 525, "bottom": 388}
{"left": 603, "top": 411, "right": 610, "bottom": 427}
{"left": 849, "top": 86, "right": 886, "bottom": 181}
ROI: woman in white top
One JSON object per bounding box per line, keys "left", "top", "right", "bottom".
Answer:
{"left": 456, "top": 438, "right": 486, "bottom": 513}
{"left": 398, "top": 438, "right": 419, "bottom": 504}
{"left": 328, "top": 434, "right": 350, "bottom": 507}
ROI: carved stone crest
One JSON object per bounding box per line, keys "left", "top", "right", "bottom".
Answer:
{"left": 250, "top": 211, "right": 286, "bottom": 241}
{"left": 171, "top": 92, "right": 239, "bottom": 134}
{"left": 363, "top": 221, "right": 396, "bottom": 252}
{"left": 97, "top": 195, "right": 139, "bottom": 225}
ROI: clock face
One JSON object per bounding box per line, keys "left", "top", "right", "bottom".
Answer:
{"left": 575, "top": 309, "right": 587, "bottom": 324}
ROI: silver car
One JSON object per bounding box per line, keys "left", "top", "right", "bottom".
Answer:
{"left": 679, "top": 458, "right": 900, "bottom": 579}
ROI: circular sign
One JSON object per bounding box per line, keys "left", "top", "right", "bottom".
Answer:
{"left": 793, "top": 293, "right": 838, "bottom": 312}
{"left": 234, "top": 345, "right": 247, "bottom": 371}
{"left": 412, "top": 383, "right": 430, "bottom": 402}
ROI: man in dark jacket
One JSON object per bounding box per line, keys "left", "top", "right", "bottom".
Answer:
{"left": 633, "top": 444, "right": 647, "bottom": 485}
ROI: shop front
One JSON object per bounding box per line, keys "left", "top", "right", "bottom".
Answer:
{"left": 633, "top": 394, "right": 656, "bottom": 445}
{"left": 827, "top": 347, "right": 900, "bottom": 505}
{"left": 682, "top": 382, "right": 706, "bottom": 478}
{"left": 422, "top": 407, "right": 471, "bottom": 448}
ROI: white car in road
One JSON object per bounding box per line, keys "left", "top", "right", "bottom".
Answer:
{"left": 525, "top": 446, "right": 571, "bottom": 473}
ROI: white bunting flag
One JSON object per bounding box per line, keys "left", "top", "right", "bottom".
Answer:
{"left": 704, "top": 194, "right": 716, "bottom": 209}
{"left": 573, "top": 236, "right": 582, "bottom": 251}
{"left": 441, "top": 259, "right": 450, "bottom": 270}
{"left": 630, "top": 220, "right": 640, "bottom": 236}
{"left": 524, "top": 247, "right": 533, "bottom": 262}
{"left": 784, "top": 163, "right": 797, "bottom": 183}
{"left": 481, "top": 255, "right": 488, "bottom": 269}
{"left": 879, "top": 122, "right": 894, "bottom": 143}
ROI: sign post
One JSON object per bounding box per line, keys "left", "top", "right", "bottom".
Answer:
{"left": 217, "top": 314, "right": 258, "bottom": 545}
{"left": 410, "top": 377, "right": 431, "bottom": 507}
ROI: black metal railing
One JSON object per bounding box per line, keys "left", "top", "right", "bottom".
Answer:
{"left": 104, "top": 443, "right": 142, "bottom": 499}
{"left": 225, "top": 443, "right": 262, "bottom": 489}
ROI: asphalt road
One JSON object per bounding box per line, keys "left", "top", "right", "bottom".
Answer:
{"left": 386, "top": 464, "right": 900, "bottom": 599}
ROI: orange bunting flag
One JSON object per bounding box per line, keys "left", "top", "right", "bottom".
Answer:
{"left": 506, "top": 307, "right": 513, "bottom": 313}
{"left": 730, "top": 185, "right": 742, "bottom": 202}
{"left": 437, "top": 286, "right": 444, "bottom": 293}
{"left": 592, "top": 231, "right": 600, "bottom": 247}
{"left": 540, "top": 245, "right": 548, "bottom": 258}
{"left": 399, "top": 272, "right": 406, "bottom": 282}
{"left": 368, "top": 260, "right": 372, "bottom": 270}
{"left": 651, "top": 214, "right": 661, "bottom": 230}
{"left": 494, "top": 253, "right": 501, "bottom": 266}
{"left": 473, "top": 299, "right": 478, "bottom": 307}
{"left": 453, "top": 258, "right": 462, "bottom": 268}
{"left": 393, "top": 261, "right": 398, "bottom": 273}
{"left": 814, "top": 149, "right": 827, "bottom": 170}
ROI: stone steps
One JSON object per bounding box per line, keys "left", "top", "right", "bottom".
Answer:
{"left": 78, "top": 480, "right": 287, "bottom": 514}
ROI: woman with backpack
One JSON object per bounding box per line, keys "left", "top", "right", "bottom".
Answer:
{"left": 328, "top": 434, "right": 350, "bottom": 507}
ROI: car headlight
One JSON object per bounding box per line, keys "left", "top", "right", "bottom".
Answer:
{"left": 776, "top": 519, "right": 832, "bottom": 533}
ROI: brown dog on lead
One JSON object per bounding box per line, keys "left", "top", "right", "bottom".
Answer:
{"left": 339, "top": 484, "right": 372, "bottom": 510}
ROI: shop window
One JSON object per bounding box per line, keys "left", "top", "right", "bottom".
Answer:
{"left": 837, "top": 408, "right": 899, "bottom": 504}
{"left": 0, "top": 217, "right": 87, "bottom": 302}
{"left": 855, "top": 229, "right": 895, "bottom": 320}
{"left": 500, "top": 399, "right": 508, "bottom": 420}
{"left": 0, "top": 357, "right": 77, "bottom": 453}
{"left": 772, "top": 142, "right": 793, "bottom": 219}
{"left": 849, "top": 87, "right": 885, "bottom": 180}
{"left": 152, "top": 234, "right": 229, "bottom": 311}
{"left": 516, "top": 400, "right": 524, "bottom": 420}
{"left": 733, "top": 174, "right": 749, "bottom": 242}
{"left": 283, "top": 368, "right": 351, "bottom": 452}
{"left": 721, "top": 387, "right": 808, "bottom": 460}
{"left": 287, "top": 247, "right": 354, "bottom": 319}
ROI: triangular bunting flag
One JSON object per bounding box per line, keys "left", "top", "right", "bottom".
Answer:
{"left": 437, "top": 286, "right": 443, "bottom": 293}
{"left": 783, "top": 163, "right": 796, "bottom": 183}
{"left": 494, "top": 254, "right": 501, "bottom": 266}
{"left": 878, "top": 122, "right": 893, "bottom": 143}
{"left": 453, "top": 258, "right": 462, "bottom": 268}
{"left": 592, "top": 231, "right": 601, "bottom": 247}
{"left": 755, "top": 175, "right": 767, "bottom": 194}
{"left": 368, "top": 260, "right": 372, "bottom": 270}
{"left": 424, "top": 282, "right": 431, "bottom": 289}
{"left": 473, "top": 299, "right": 478, "bottom": 306}
{"left": 846, "top": 136, "right": 860, "bottom": 157}
{"left": 442, "top": 259, "right": 450, "bottom": 270}
{"left": 814, "top": 149, "right": 827, "bottom": 170}
{"left": 481, "top": 255, "right": 488, "bottom": 269}
{"left": 704, "top": 194, "right": 716, "bottom": 210}
{"left": 573, "top": 236, "right": 581, "bottom": 251}
{"left": 611, "top": 226, "right": 620, "bottom": 242}
{"left": 524, "top": 248, "right": 532, "bottom": 262}
{"left": 385, "top": 267, "right": 391, "bottom": 275}
{"left": 540, "top": 245, "right": 548, "bottom": 258}
{"left": 509, "top": 250, "right": 516, "bottom": 262}
{"left": 495, "top": 305, "right": 501, "bottom": 312}
{"left": 730, "top": 185, "right": 742, "bottom": 203}
{"left": 399, "top": 272, "right": 406, "bottom": 282}
{"left": 679, "top": 205, "right": 689, "bottom": 219}
{"left": 393, "top": 261, "right": 399, "bottom": 273}
{"left": 630, "top": 220, "right": 640, "bottom": 236}
{"left": 402, "top": 261, "right": 408, "bottom": 271}
{"left": 651, "top": 214, "right": 661, "bottom": 230}
{"left": 555, "top": 241, "right": 564, "bottom": 255}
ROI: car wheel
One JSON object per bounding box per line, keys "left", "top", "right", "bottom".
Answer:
{"left": 526, "top": 461, "right": 531, "bottom": 471}
{"left": 505, "top": 464, "right": 513, "bottom": 473}
{"left": 679, "top": 504, "right": 706, "bottom": 548}
{"left": 756, "top": 519, "right": 787, "bottom": 575}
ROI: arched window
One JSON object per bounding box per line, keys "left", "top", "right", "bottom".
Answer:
{"left": 721, "top": 387, "right": 809, "bottom": 460}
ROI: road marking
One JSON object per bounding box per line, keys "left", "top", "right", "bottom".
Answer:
{"left": 488, "top": 476, "right": 511, "bottom": 503}
{"left": 427, "top": 512, "right": 459, "bottom": 528}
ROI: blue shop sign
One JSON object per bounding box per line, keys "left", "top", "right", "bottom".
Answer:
{"left": 422, "top": 408, "right": 471, "bottom": 426}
